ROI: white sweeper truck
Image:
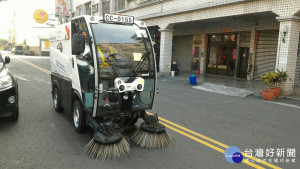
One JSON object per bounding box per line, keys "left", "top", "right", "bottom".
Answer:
{"left": 49, "top": 14, "right": 172, "bottom": 160}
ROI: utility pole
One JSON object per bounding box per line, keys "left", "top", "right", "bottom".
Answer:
{"left": 11, "top": 10, "right": 16, "bottom": 46}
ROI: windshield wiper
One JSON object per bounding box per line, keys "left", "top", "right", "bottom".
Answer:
{"left": 126, "top": 34, "right": 151, "bottom": 83}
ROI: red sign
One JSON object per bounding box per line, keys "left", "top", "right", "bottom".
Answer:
{"left": 233, "top": 49, "right": 237, "bottom": 59}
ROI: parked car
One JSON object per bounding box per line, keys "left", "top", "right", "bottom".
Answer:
{"left": 0, "top": 53, "right": 19, "bottom": 121}
{"left": 15, "top": 46, "right": 23, "bottom": 55}
{"left": 24, "top": 50, "right": 32, "bottom": 56}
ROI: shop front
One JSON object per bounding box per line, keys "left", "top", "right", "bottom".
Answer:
{"left": 206, "top": 33, "right": 237, "bottom": 77}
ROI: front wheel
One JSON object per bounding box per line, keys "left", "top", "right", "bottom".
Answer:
{"left": 73, "top": 100, "right": 86, "bottom": 133}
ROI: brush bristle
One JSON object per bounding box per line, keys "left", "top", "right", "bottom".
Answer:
{"left": 131, "top": 128, "right": 173, "bottom": 149}
{"left": 85, "top": 137, "right": 130, "bottom": 160}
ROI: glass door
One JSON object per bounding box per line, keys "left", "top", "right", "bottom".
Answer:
{"left": 216, "top": 44, "right": 229, "bottom": 76}
{"left": 238, "top": 47, "right": 249, "bottom": 78}
{"left": 206, "top": 34, "right": 237, "bottom": 77}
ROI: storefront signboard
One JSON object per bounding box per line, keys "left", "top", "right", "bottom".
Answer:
{"left": 220, "top": 29, "right": 233, "bottom": 33}
{"left": 55, "top": 0, "right": 70, "bottom": 18}
{"left": 42, "top": 41, "right": 50, "bottom": 51}
{"left": 33, "top": 9, "right": 48, "bottom": 24}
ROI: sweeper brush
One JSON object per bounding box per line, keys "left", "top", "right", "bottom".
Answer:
{"left": 85, "top": 137, "right": 130, "bottom": 160}
{"left": 131, "top": 113, "right": 172, "bottom": 149}
{"left": 85, "top": 116, "right": 130, "bottom": 160}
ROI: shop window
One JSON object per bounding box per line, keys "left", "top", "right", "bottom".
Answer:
{"left": 223, "top": 35, "right": 229, "bottom": 41}
{"left": 210, "top": 35, "right": 222, "bottom": 42}
{"left": 115, "top": 0, "right": 125, "bottom": 11}
{"left": 208, "top": 45, "right": 217, "bottom": 68}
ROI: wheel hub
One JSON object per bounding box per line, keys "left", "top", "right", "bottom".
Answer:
{"left": 73, "top": 106, "right": 80, "bottom": 128}
{"left": 53, "top": 92, "right": 58, "bottom": 109}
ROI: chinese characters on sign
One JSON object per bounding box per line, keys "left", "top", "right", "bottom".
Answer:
{"left": 55, "top": 0, "right": 70, "bottom": 19}
{"left": 244, "top": 148, "right": 296, "bottom": 164}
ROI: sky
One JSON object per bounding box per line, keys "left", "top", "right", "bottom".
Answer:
{"left": 0, "top": 0, "right": 55, "bottom": 42}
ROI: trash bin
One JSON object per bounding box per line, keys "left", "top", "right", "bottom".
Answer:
{"left": 189, "top": 75, "right": 197, "bottom": 85}
{"left": 171, "top": 71, "right": 175, "bottom": 77}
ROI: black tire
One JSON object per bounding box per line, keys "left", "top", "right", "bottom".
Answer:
{"left": 72, "top": 100, "right": 86, "bottom": 133}
{"left": 10, "top": 107, "right": 19, "bottom": 121}
{"left": 52, "top": 87, "right": 63, "bottom": 112}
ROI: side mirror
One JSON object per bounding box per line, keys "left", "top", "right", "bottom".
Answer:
{"left": 72, "top": 34, "right": 85, "bottom": 55}
{"left": 5, "top": 56, "right": 10, "bottom": 64}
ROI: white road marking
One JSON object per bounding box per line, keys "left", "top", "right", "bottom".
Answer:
{"left": 14, "top": 75, "right": 30, "bottom": 81}
{"left": 193, "top": 83, "right": 254, "bottom": 97}
{"left": 279, "top": 96, "right": 300, "bottom": 101}
{"left": 11, "top": 55, "right": 50, "bottom": 59}
{"left": 264, "top": 101, "right": 300, "bottom": 109}
{"left": 14, "top": 73, "right": 51, "bottom": 85}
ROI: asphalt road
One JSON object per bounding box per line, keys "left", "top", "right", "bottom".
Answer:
{"left": 0, "top": 52, "right": 299, "bottom": 169}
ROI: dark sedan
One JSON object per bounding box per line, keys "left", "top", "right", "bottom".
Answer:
{"left": 0, "top": 54, "right": 19, "bottom": 121}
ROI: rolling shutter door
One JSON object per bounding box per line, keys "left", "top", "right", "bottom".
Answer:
{"left": 239, "top": 32, "right": 251, "bottom": 47}
{"left": 173, "top": 35, "right": 193, "bottom": 72}
{"left": 254, "top": 30, "right": 279, "bottom": 79}
{"left": 295, "top": 36, "right": 300, "bottom": 86}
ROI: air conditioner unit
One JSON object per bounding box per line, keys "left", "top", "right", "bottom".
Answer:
{"left": 92, "top": 3, "right": 99, "bottom": 12}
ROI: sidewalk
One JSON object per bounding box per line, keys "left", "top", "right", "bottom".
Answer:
{"left": 158, "top": 72, "right": 300, "bottom": 107}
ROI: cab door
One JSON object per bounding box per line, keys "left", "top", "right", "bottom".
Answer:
{"left": 71, "top": 17, "right": 96, "bottom": 114}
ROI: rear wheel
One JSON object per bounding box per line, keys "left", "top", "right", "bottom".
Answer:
{"left": 52, "top": 87, "right": 63, "bottom": 112}
{"left": 73, "top": 100, "right": 86, "bottom": 133}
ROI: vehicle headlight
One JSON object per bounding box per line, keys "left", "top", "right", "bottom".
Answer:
{"left": 0, "top": 75, "right": 12, "bottom": 89}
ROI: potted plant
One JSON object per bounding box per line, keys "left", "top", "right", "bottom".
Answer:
{"left": 268, "top": 71, "right": 281, "bottom": 97}
{"left": 261, "top": 72, "right": 275, "bottom": 100}
{"left": 272, "top": 69, "right": 288, "bottom": 96}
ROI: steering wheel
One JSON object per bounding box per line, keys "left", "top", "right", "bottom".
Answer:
{"left": 108, "top": 53, "right": 118, "bottom": 58}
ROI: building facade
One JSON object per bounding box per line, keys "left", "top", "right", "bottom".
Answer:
{"left": 25, "top": 27, "right": 53, "bottom": 56}
{"left": 72, "top": 0, "right": 300, "bottom": 95}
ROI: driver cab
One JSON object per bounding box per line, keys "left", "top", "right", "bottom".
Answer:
{"left": 71, "top": 16, "right": 156, "bottom": 116}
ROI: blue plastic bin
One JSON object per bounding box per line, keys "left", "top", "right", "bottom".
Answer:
{"left": 189, "top": 75, "right": 197, "bottom": 85}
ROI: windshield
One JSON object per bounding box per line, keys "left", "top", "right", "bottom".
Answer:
{"left": 91, "top": 23, "right": 155, "bottom": 78}
{"left": 16, "top": 46, "right": 23, "bottom": 50}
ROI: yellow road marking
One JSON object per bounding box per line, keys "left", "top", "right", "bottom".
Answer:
{"left": 161, "top": 122, "right": 265, "bottom": 169}
{"left": 158, "top": 114, "right": 229, "bottom": 148}
{"left": 147, "top": 112, "right": 282, "bottom": 169}
{"left": 18, "top": 59, "right": 281, "bottom": 169}
{"left": 18, "top": 59, "right": 51, "bottom": 74}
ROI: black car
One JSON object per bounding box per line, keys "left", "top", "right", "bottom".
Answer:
{"left": 0, "top": 54, "right": 19, "bottom": 121}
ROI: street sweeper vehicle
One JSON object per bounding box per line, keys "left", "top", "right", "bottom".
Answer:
{"left": 49, "top": 14, "right": 172, "bottom": 160}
